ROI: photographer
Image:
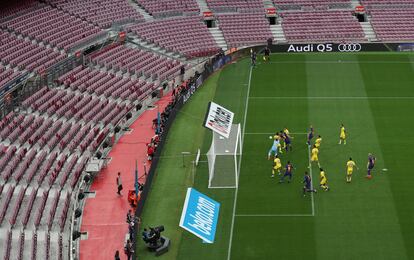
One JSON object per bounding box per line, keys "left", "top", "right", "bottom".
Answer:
{"left": 126, "top": 210, "right": 134, "bottom": 224}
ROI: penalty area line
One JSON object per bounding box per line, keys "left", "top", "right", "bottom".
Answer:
{"left": 307, "top": 145, "right": 316, "bottom": 217}
{"left": 235, "top": 214, "right": 313, "bottom": 217}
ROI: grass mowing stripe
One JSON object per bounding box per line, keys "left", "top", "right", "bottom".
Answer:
{"left": 231, "top": 54, "right": 318, "bottom": 260}
{"left": 227, "top": 64, "right": 253, "bottom": 260}
{"left": 305, "top": 53, "right": 408, "bottom": 260}
{"left": 266, "top": 61, "right": 414, "bottom": 64}
{"left": 249, "top": 96, "right": 414, "bottom": 99}
{"left": 176, "top": 58, "right": 251, "bottom": 260}
{"left": 359, "top": 53, "right": 414, "bottom": 259}
{"left": 137, "top": 72, "right": 220, "bottom": 260}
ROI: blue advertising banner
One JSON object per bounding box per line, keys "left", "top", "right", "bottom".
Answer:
{"left": 179, "top": 188, "right": 220, "bottom": 243}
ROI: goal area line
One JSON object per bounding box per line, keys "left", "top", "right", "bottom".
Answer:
{"left": 208, "top": 186, "right": 237, "bottom": 189}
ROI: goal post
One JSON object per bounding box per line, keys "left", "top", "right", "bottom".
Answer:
{"left": 207, "top": 124, "right": 242, "bottom": 188}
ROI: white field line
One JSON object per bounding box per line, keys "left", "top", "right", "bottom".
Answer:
{"left": 235, "top": 214, "right": 313, "bottom": 217}
{"left": 307, "top": 145, "right": 315, "bottom": 216}
{"left": 227, "top": 66, "right": 253, "bottom": 260}
{"left": 244, "top": 132, "right": 307, "bottom": 135}
{"left": 267, "top": 61, "right": 414, "bottom": 64}
{"left": 208, "top": 186, "right": 237, "bottom": 189}
{"left": 249, "top": 96, "right": 414, "bottom": 100}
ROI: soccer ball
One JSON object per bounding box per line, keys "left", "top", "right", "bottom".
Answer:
{"left": 269, "top": 136, "right": 273, "bottom": 139}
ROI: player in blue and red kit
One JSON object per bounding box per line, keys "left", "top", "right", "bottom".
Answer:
{"left": 303, "top": 171, "right": 317, "bottom": 196}
{"left": 280, "top": 161, "right": 294, "bottom": 183}
{"left": 366, "top": 153, "right": 376, "bottom": 179}
{"left": 283, "top": 128, "right": 292, "bottom": 152}
{"left": 307, "top": 125, "right": 314, "bottom": 146}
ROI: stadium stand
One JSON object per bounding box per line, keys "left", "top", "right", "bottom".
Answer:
{"left": 0, "top": 30, "right": 65, "bottom": 73}
{"left": 20, "top": 89, "right": 130, "bottom": 127}
{"left": 0, "top": 3, "right": 102, "bottom": 51}
{"left": 134, "top": 0, "right": 199, "bottom": 17}
{"left": 56, "top": 66, "right": 156, "bottom": 101}
{"left": 0, "top": 165, "right": 86, "bottom": 260}
{"left": 43, "top": 0, "right": 145, "bottom": 28}
{"left": 0, "top": 0, "right": 37, "bottom": 22}
{"left": 206, "top": 0, "right": 264, "bottom": 12}
{"left": 273, "top": 0, "right": 351, "bottom": 9}
{"left": 0, "top": 60, "right": 135, "bottom": 258}
{"left": 280, "top": 11, "right": 366, "bottom": 42}
{"left": 217, "top": 13, "right": 273, "bottom": 47}
{"left": 0, "top": 65, "right": 21, "bottom": 88}
{"left": 361, "top": 0, "right": 414, "bottom": 7}
{"left": 126, "top": 16, "right": 221, "bottom": 58}
{"left": 90, "top": 44, "right": 184, "bottom": 80}
{"left": 367, "top": 8, "right": 414, "bottom": 42}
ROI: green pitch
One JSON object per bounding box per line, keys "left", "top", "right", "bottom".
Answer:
{"left": 137, "top": 53, "right": 414, "bottom": 260}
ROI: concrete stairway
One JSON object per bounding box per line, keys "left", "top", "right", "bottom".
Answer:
{"left": 350, "top": 0, "right": 361, "bottom": 8}
{"left": 128, "top": 0, "right": 153, "bottom": 21}
{"left": 263, "top": 0, "right": 275, "bottom": 8}
{"left": 270, "top": 24, "right": 287, "bottom": 43}
{"left": 208, "top": 27, "right": 228, "bottom": 51}
{"left": 195, "top": 0, "right": 210, "bottom": 13}
{"left": 128, "top": 37, "right": 185, "bottom": 61}
{"left": 360, "top": 21, "right": 378, "bottom": 42}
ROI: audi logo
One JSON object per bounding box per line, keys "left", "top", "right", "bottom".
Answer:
{"left": 338, "top": 43, "right": 362, "bottom": 52}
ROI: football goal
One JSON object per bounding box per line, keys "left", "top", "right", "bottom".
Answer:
{"left": 207, "top": 124, "right": 242, "bottom": 188}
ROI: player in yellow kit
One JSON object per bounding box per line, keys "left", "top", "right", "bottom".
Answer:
{"left": 315, "top": 135, "right": 322, "bottom": 149}
{"left": 319, "top": 168, "right": 329, "bottom": 191}
{"left": 278, "top": 131, "right": 284, "bottom": 154}
{"left": 310, "top": 145, "right": 320, "bottom": 168}
{"left": 346, "top": 157, "right": 358, "bottom": 183}
{"left": 272, "top": 155, "right": 282, "bottom": 178}
{"left": 339, "top": 124, "right": 346, "bottom": 145}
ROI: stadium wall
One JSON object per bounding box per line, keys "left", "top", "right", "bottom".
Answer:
{"left": 264, "top": 42, "right": 413, "bottom": 53}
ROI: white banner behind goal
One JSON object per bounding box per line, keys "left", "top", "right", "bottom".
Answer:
{"left": 207, "top": 124, "right": 242, "bottom": 188}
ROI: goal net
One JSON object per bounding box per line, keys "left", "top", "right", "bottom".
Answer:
{"left": 207, "top": 124, "right": 242, "bottom": 188}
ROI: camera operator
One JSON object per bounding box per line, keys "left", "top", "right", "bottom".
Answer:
{"left": 125, "top": 239, "right": 134, "bottom": 260}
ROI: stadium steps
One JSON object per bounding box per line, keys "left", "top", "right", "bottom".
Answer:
{"left": 350, "top": 0, "right": 361, "bottom": 8}
{"left": 195, "top": 0, "right": 210, "bottom": 13}
{"left": 360, "top": 21, "right": 378, "bottom": 42}
{"left": 263, "top": 0, "right": 275, "bottom": 9}
{"left": 208, "top": 27, "right": 228, "bottom": 51}
{"left": 270, "top": 24, "right": 287, "bottom": 43}
{"left": 128, "top": 37, "right": 185, "bottom": 61}
{"left": 128, "top": 0, "right": 154, "bottom": 21}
